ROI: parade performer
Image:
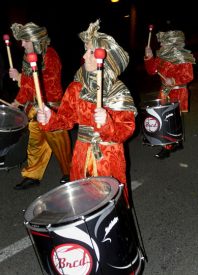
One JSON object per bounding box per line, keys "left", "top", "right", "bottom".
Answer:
{"left": 9, "top": 22, "right": 71, "bottom": 189}
{"left": 37, "top": 19, "right": 137, "bottom": 203}
{"left": 144, "top": 29, "right": 195, "bottom": 159}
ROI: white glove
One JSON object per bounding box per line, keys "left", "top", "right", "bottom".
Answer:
{"left": 94, "top": 107, "right": 107, "bottom": 126}
{"left": 11, "top": 99, "right": 21, "bottom": 108}
{"left": 145, "top": 46, "right": 153, "bottom": 59}
{"left": 164, "top": 77, "right": 175, "bottom": 86}
{"left": 37, "top": 104, "right": 51, "bottom": 125}
{"left": 9, "top": 68, "right": 20, "bottom": 81}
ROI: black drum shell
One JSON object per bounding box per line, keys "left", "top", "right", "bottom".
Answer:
{"left": 24, "top": 177, "right": 144, "bottom": 275}
{"left": 140, "top": 99, "right": 183, "bottom": 146}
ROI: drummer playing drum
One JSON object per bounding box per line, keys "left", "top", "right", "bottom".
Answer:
{"left": 144, "top": 27, "right": 195, "bottom": 159}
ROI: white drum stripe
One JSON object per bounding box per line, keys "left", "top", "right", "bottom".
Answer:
{"left": 0, "top": 236, "right": 31, "bottom": 263}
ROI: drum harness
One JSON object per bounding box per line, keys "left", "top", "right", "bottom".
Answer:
{"left": 161, "top": 83, "right": 187, "bottom": 96}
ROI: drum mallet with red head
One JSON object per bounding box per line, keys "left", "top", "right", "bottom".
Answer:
{"left": 94, "top": 48, "right": 107, "bottom": 128}
{"left": 147, "top": 24, "right": 154, "bottom": 48}
{"left": 26, "top": 53, "right": 43, "bottom": 110}
{"left": 3, "top": 34, "right": 14, "bottom": 68}
{"left": 3, "top": 34, "right": 16, "bottom": 81}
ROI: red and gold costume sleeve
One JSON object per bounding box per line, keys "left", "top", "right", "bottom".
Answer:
{"left": 15, "top": 74, "right": 35, "bottom": 105}
{"left": 93, "top": 109, "right": 135, "bottom": 143}
{"left": 42, "top": 47, "right": 63, "bottom": 102}
{"left": 41, "top": 81, "right": 136, "bottom": 142}
{"left": 15, "top": 47, "right": 63, "bottom": 105}
{"left": 144, "top": 56, "right": 193, "bottom": 85}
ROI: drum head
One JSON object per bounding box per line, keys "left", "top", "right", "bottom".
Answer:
{"left": 141, "top": 98, "right": 178, "bottom": 109}
{"left": 24, "top": 176, "right": 120, "bottom": 226}
{"left": 0, "top": 105, "right": 28, "bottom": 132}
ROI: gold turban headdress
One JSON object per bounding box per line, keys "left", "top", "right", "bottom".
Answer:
{"left": 79, "top": 19, "right": 129, "bottom": 77}
{"left": 75, "top": 19, "right": 137, "bottom": 113}
{"left": 11, "top": 22, "right": 50, "bottom": 55}
{"left": 156, "top": 30, "right": 195, "bottom": 64}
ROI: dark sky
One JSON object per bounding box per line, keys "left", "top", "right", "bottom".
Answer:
{"left": 1, "top": 0, "right": 197, "bottom": 87}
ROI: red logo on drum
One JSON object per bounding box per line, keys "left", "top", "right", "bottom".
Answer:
{"left": 144, "top": 117, "right": 159, "bottom": 132}
{"left": 51, "top": 243, "right": 93, "bottom": 275}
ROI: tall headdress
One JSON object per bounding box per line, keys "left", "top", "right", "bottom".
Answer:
{"left": 79, "top": 19, "right": 129, "bottom": 78}
{"left": 75, "top": 19, "right": 136, "bottom": 113}
{"left": 156, "top": 30, "right": 195, "bottom": 64}
{"left": 11, "top": 22, "right": 51, "bottom": 75}
{"left": 11, "top": 22, "right": 50, "bottom": 55}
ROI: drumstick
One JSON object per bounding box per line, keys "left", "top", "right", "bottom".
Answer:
{"left": 26, "top": 53, "right": 43, "bottom": 110}
{"left": 0, "top": 98, "right": 13, "bottom": 107}
{"left": 94, "top": 48, "right": 106, "bottom": 128}
{"left": 156, "top": 70, "right": 167, "bottom": 82}
{"left": 147, "top": 24, "right": 154, "bottom": 48}
{"left": 3, "top": 34, "right": 16, "bottom": 81}
{"left": 3, "top": 34, "right": 13, "bottom": 68}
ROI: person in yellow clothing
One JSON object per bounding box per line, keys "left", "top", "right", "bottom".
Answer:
{"left": 9, "top": 22, "right": 71, "bottom": 189}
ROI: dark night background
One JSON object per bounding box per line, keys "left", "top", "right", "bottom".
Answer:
{"left": 0, "top": 0, "right": 197, "bottom": 104}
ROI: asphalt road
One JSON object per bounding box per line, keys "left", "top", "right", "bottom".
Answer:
{"left": 0, "top": 73, "right": 198, "bottom": 274}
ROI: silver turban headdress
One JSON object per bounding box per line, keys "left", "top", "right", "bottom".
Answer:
{"left": 75, "top": 19, "right": 137, "bottom": 113}
{"left": 11, "top": 22, "right": 50, "bottom": 55}
{"left": 156, "top": 30, "right": 195, "bottom": 64}
{"left": 79, "top": 19, "right": 129, "bottom": 77}
{"left": 157, "top": 30, "right": 185, "bottom": 47}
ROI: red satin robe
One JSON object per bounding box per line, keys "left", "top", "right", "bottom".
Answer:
{"left": 144, "top": 57, "right": 194, "bottom": 112}
{"left": 16, "top": 47, "right": 63, "bottom": 104}
{"left": 41, "top": 81, "right": 136, "bottom": 192}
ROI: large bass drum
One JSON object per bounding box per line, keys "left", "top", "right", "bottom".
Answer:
{"left": 0, "top": 104, "right": 29, "bottom": 170}
{"left": 24, "top": 176, "right": 144, "bottom": 275}
{"left": 140, "top": 99, "right": 183, "bottom": 146}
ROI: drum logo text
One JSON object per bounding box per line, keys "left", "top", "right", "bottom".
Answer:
{"left": 144, "top": 117, "right": 159, "bottom": 132}
{"left": 51, "top": 243, "right": 93, "bottom": 275}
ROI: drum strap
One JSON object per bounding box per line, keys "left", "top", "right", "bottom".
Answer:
{"left": 78, "top": 125, "right": 116, "bottom": 160}
{"left": 161, "top": 84, "right": 187, "bottom": 96}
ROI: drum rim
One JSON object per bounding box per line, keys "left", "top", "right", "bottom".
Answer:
{"left": 0, "top": 104, "right": 28, "bottom": 131}
{"left": 140, "top": 98, "right": 179, "bottom": 109}
{"left": 24, "top": 176, "right": 120, "bottom": 226}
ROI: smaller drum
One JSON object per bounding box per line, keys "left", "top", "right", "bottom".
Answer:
{"left": 24, "top": 176, "right": 144, "bottom": 275}
{"left": 0, "top": 104, "right": 28, "bottom": 150}
{"left": 0, "top": 104, "right": 29, "bottom": 170}
{"left": 140, "top": 99, "right": 183, "bottom": 146}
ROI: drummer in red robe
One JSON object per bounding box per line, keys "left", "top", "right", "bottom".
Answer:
{"left": 9, "top": 22, "right": 72, "bottom": 189}
{"left": 144, "top": 29, "right": 195, "bottom": 159}
{"left": 37, "top": 19, "right": 137, "bottom": 203}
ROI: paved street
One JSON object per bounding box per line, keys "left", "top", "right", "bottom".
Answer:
{"left": 0, "top": 72, "right": 198, "bottom": 274}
